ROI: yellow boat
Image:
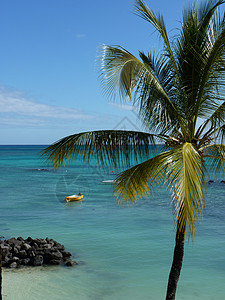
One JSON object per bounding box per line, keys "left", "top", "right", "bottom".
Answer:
{"left": 65, "top": 194, "right": 83, "bottom": 202}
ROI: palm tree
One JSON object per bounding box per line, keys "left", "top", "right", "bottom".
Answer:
{"left": 43, "top": 0, "right": 225, "bottom": 299}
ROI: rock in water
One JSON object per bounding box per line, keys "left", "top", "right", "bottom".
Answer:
{"left": 0, "top": 237, "right": 78, "bottom": 268}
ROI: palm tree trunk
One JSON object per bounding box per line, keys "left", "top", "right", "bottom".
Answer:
{"left": 166, "top": 228, "right": 185, "bottom": 300}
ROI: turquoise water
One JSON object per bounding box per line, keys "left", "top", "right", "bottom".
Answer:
{"left": 0, "top": 145, "right": 225, "bottom": 300}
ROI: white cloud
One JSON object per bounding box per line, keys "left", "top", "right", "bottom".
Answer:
{"left": 76, "top": 34, "right": 85, "bottom": 39}
{"left": 0, "top": 88, "right": 95, "bottom": 125}
{"left": 108, "top": 102, "right": 138, "bottom": 111}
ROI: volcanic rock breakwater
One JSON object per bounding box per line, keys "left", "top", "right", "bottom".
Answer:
{"left": 1, "top": 237, "right": 77, "bottom": 268}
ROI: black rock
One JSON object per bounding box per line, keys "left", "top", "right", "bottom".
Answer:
{"left": 12, "top": 247, "right": 19, "bottom": 255}
{"left": 1, "top": 236, "right": 77, "bottom": 268}
{"left": 22, "top": 243, "right": 32, "bottom": 251}
{"left": 36, "top": 250, "right": 45, "bottom": 256}
{"left": 49, "top": 259, "right": 61, "bottom": 265}
{"left": 61, "top": 251, "right": 72, "bottom": 258}
{"left": 42, "top": 243, "right": 51, "bottom": 249}
{"left": 1, "top": 246, "right": 10, "bottom": 257}
{"left": 2, "top": 256, "right": 10, "bottom": 267}
{"left": 7, "top": 238, "right": 21, "bottom": 247}
{"left": 21, "top": 258, "right": 30, "bottom": 265}
{"left": 33, "top": 255, "right": 44, "bottom": 266}
{"left": 2, "top": 261, "right": 7, "bottom": 267}
{"left": 65, "top": 260, "right": 78, "bottom": 267}
{"left": 18, "top": 250, "right": 27, "bottom": 258}
{"left": 11, "top": 256, "right": 20, "bottom": 263}
{"left": 54, "top": 242, "right": 65, "bottom": 251}
{"left": 9, "top": 262, "right": 17, "bottom": 268}
{"left": 51, "top": 251, "right": 63, "bottom": 260}
{"left": 26, "top": 237, "right": 33, "bottom": 243}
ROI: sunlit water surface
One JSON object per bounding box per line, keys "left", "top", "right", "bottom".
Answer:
{"left": 0, "top": 145, "right": 224, "bottom": 300}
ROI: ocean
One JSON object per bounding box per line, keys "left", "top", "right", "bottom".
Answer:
{"left": 0, "top": 145, "right": 224, "bottom": 300}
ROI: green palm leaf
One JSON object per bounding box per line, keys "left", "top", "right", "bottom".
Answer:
{"left": 137, "top": 51, "right": 182, "bottom": 134}
{"left": 99, "top": 45, "right": 186, "bottom": 136}
{"left": 99, "top": 46, "right": 144, "bottom": 100}
{"left": 99, "top": 45, "right": 173, "bottom": 104}
{"left": 167, "top": 143, "right": 205, "bottom": 236}
{"left": 174, "top": 0, "right": 225, "bottom": 137}
{"left": 134, "top": 0, "right": 179, "bottom": 76}
{"left": 115, "top": 143, "right": 205, "bottom": 236}
{"left": 201, "top": 143, "right": 225, "bottom": 173}
{"left": 42, "top": 130, "right": 157, "bottom": 168}
{"left": 114, "top": 150, "right": 170, "bottom": 203}
{"left": 196, "top": 101, "right": 225, "bottom": 143}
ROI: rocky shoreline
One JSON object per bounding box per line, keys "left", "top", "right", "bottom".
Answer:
{"left": 1, "top": 237, "right": 77, "bottom": 268}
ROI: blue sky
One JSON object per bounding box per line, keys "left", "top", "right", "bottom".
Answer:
{"left": 1, "top": 0, "right": 188, "bottom": 144}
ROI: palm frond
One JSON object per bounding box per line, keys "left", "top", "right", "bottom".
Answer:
{"left": 195, "top": 101, "right": 225, "bottom": 142}
{"left": 137, "top": 51, "right": 184, "bottom": 134}
{"left": 195, "top": 12, "right": 225, "bottom": 121}
{"left": 99, "top": 45, "right": 144, "bottom": 100}
{"left": 201, "top": 143, "right": 225, "bottom": 173}
{"left": 99, "top": 45, "right": 172, "bottom": 102}
{"left": 134, "top": 0, "right": 179, "bottom": 76}
{"left": 217, "top": 124, "right": 225, "bottom": 143}
{"left": 99, "top": 45, "right": 186, "bottom": 135}
{"left": 174, "top": 0, "right": 225, "bottom": 136}
{"left": 197, "top": 0, "right": 225, "bottom": 35}
{"left": 166, "top": 143, "right": 205, "bottom": 236}
{"left": 115, "top": 143, "right": 205, "bottom": 237}
{"left": 42, "top": 130, "right": 157, "bottom": 168}
{"left": 114, "top": 150, "right": 172, "bottom": 203}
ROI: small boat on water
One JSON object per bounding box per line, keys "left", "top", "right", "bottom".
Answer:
{"left": 65, "top": 194, "right": 83, "bottom": 202}
{"left": 102, "top": 180, "right": 115, "bottom": 184}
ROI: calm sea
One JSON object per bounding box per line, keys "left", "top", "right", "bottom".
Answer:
{"left": 0, "top": 145, "right": 224, "bottom": 300}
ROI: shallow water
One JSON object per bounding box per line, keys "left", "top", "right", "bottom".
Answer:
{"left": 0, "top": 145, "right": 225, "bottom": 300}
